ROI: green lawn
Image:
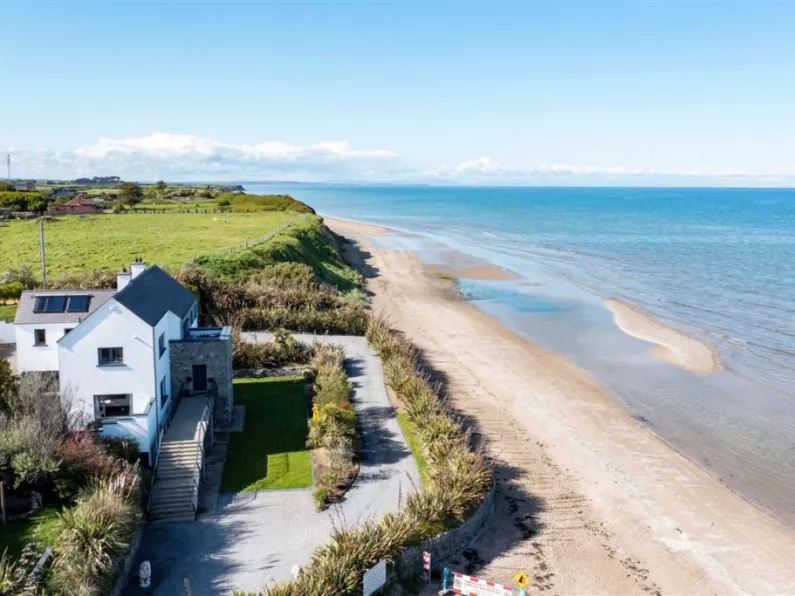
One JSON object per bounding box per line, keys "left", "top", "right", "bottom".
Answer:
{"left": 221, "top": 378, "right": 312, "bottom": 491}
{"left": 0, "top": 211, "right": 296, "bottom": 277}
{"left": 397, "top": 412, "right": 430, "bottom": 483}
{"left": 0, "top": 303, "right": 16, "bottom": 322}
{"left": 0, "top": 507, "right": 61, "bottom": 560}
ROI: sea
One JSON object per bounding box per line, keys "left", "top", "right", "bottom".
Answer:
{"left": 246, "top": 184, "right": 795, "bottom": 526}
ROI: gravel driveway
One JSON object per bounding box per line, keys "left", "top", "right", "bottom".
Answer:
{"left": 126, "top": 334, "right": 419, "bottom": 595}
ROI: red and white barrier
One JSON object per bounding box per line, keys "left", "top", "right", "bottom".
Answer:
{"left": 452, "top": 572, "right": 513, "bottom": 596}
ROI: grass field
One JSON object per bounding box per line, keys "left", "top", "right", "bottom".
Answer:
{"left": 397, "top": 412, "right": 429, "bottom": 483}
{"left": 221, "top": 378, "right": 313, "bottom": 492}
{"left": 0, "top": 212, "right": 296, "bottom": 277}
{"left": 0, "top": 507, "right": 61, "bottom": 560}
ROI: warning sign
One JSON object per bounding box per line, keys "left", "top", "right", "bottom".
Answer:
{"left": 513, "top": 571, "right": 531, "bottom": 589}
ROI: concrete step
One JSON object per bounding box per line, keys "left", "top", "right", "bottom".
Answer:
{"left": 150, "top": 506, "right": 195, "bottom": 522}
{"left": 151, "top": 495, "right": 194, "bottom": 509}
{"left": 157, "top": 461, "right": 200, "bottom": 471}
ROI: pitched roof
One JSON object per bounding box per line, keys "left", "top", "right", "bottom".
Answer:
{"left": 66, "top": 194, "right": 94, "bottom": 206}
{"left": 15, "top": 289, "right": 116, "bottom": 325}
{"left": 113, "top": 265, "right": 196, "bottom": 326}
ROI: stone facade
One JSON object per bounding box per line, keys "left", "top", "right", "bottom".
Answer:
{"left": 169, "top": 330, "right": 234, "bottom": 429}
{"left": 397, "top": 481, "right": 496, "bottom": 579}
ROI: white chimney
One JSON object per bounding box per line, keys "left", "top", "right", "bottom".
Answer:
{"left": 117, "top": 270, "right": 131, "bottom": 291}
{"left": 130, "top": 257, "right": 147, "bottom": 279}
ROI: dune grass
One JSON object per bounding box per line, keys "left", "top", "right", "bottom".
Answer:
{"left": 221, "top": 378, "right": 313, "bottom": 492}
{"left": 0, "top": 211, "right": 295, "bottom": 277}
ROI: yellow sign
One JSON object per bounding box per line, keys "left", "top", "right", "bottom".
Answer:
{"left": 513, "top": 571, "right": 531, "bottom": 589}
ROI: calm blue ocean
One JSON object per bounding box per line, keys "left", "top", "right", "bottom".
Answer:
{"left": 247, "top": 184, "right": 795, "bottom": 523}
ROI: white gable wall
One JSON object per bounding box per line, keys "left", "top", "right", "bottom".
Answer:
{"left": 153, "top": 311, "right": 183, "bottom": 423}
{"left": 16, "top": 323, "right": 75, "bottom": 372}
{"left": 58, "top": 298, "right": 157, "bottom": 425}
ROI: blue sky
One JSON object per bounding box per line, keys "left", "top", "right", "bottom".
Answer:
{"left": 3, "top": 0, "right": 795, "bottom": 185}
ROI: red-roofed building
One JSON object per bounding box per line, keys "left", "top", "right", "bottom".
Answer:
{"left": 47, "top": 194, "right": 103, "bottom": 214}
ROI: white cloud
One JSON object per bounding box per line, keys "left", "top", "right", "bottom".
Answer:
{"left": 9, "top": 133, "right": 795, "bottom": 186}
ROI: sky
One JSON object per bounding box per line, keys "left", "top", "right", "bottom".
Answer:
{"left": 2, "top": 0, "right": 795, "bottom": 186}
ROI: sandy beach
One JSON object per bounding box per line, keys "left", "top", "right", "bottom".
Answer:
{"left": 605, "top": 298, "right": 723, "bottom": 374}
{"left": 326, "top": 215, "right": 795, "bottom": 596}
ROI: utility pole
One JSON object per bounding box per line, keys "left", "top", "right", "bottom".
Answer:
{"left": 39, "top": 219, "right": 48, "bottom": 289}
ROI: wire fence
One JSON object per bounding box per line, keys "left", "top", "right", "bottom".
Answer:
{"left": 185, "top": 214, "right": 308, "bottom": 264}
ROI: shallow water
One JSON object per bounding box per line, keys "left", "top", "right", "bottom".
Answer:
{"left": 246, "top": 184, "right": 795, "bottom": 525}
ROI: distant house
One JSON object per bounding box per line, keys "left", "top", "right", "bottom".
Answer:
{"left": 13, "top": 180, "right": 36, "bottom": 192}
{"left": 51, "top": 187, "right": 78, "bottom": 200}
{"left": 47, "top": 193, "right": 103, "bottom": 214}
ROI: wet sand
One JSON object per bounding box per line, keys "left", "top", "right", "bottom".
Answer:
{"left": 605, "top": 298, "right": 723, "bottom": 374}
{"left": 326, "top": 215, "right": 795, "bottom": 596}
{"left": 426, "top": 263, "right": 516, "bottom": 281}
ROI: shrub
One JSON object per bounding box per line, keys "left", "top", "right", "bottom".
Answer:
{"left": 0, "top": 265, "right": 37, "bottom": 289}
{"left": 216, "top": 197, "right": 231, "bottom": 207}
{"left": 54, "top": 433, "right": 123, "bottom": 504}
{"left": 0, "top": 282, "right": 24, "bottom": 302}
{"left": 232, "top": 330, "right": 314, "bottom": 369}
{"left": 48, "top": 269, "right": 117, "bottom": 290}
{"left": 312, "top": 485, "right": 333, "bottom": 511}
{"left": 51, "top": 474, "right": 141, "bottom": 596}
{"left": 0, "top": 544, "right": 41, "bottom": 594}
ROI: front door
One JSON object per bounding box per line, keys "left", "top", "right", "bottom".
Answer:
{"left": 192, "top": 364, "right": 208, "bottom": 392}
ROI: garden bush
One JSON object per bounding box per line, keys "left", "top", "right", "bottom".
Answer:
{"left": 232, "top": 329, "right": 314, "bottom": 369}
{"left": 51, "top": 473, "right": 141, "bottom": 596}
{"left": 307, "top": 344, "right": 357, "bottom": 510}
{"left": 0, "top": 282, "right": 24, "bottom": 302}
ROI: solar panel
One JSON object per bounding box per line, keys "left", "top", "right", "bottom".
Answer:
{"left": 66, "top": 295, "right": 91, "bottom": 313}
{"left": 33, "top": 295, "right": 67, "bottom": 313}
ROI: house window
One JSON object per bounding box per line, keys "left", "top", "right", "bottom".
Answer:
{"left": 34, "top": 329, "right": 46, "bottom": 346}
{"left": 182, "top": 316, "right": 191, "bottom": 338}
{"left": 66, "top": 295, "right": 91, "bottom": 313}
{"left": 158, "top": 333, "right": 166, "bottom": 357}
{"left": 33, "top": 295, "right": 66, "bottom": 313}
{"left": 95, "top": 394, "right": 131, "bottom": 418}
{"left": 63, "top": 328, "right": 73, "bottom": 336}
{"left": 98, "top": 347, "right": 124, "bottom": 366}
{"left": 160, "top": 377, "right": 169, "bottom": 408}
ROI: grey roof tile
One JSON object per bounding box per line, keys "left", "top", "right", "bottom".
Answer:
{"left": 114, "top": 265, "right": 196, "bottom": 326}
{"left": 15, "top": 289, "right": 116, "bottom": 325}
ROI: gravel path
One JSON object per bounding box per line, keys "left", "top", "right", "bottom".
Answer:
{"left": 126, "top": 334, "right": 418, "bottom": 595}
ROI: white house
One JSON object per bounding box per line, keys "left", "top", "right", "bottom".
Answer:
{"left": 14, "top": 261, "right": 233, "bottom": 468}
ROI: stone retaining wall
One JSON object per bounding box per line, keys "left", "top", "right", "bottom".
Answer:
{"left": 397, "top": 481, "right": 496, "bottom": 579}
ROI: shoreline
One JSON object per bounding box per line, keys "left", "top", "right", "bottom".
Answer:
{"left": 325, "top": 214, "right": 795, "bottom": 594}
{"left": 604, "top": 298, "right": 723, "bottom": 374}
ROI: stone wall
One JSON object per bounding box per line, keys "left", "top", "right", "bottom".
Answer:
{"left": 170, "top": 338, "right": 234, "bottom": 429}
{"left": 397, "top": 481, "right": 496, "bottom": 579}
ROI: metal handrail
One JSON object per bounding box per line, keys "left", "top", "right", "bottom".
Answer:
{"left": 146, "top": 425, "right": 166, "bottom": 513}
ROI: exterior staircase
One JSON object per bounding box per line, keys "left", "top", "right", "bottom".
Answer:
{"left": 148, "top": 441, "right": 202, "bottom": 521}
{"left": 148, "top": 396, "right": 213, "bottom": 522}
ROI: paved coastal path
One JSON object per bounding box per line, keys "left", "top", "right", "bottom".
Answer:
{"left": 127, "top": 334, "right": 419, "bottom": 595}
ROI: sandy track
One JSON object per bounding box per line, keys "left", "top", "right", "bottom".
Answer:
{"left": 327, "top": 216, "right": 795, "bottom": 596}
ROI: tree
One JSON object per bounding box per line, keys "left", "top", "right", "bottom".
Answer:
{"left": 118, "top": 182, "right": 144, "bottom": 207}
{"left": 155, "top": 180, "right": 167, "bottom": 192}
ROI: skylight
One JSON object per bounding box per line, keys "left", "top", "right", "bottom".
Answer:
{"left": 66, "top": 295, "right": 91, "bottom": 313}
{"left": 33, "top": 295, "right": 67, "bottom": 313}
